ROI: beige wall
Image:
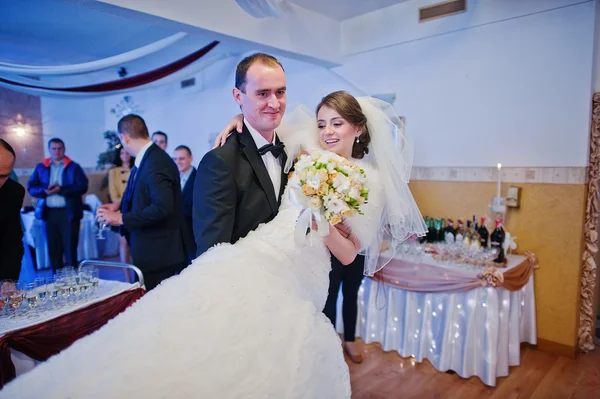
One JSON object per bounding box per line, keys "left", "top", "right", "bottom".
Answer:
{"left": 410, "top": 180, "right": 586, "bottom": 356}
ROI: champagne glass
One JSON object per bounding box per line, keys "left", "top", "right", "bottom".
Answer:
{"left": 46, "top": 277, "right": 59, "bottom": 309}
{"left": 0, "top": 280, "right": 13, "bottom": 318}
{"left": 96, "top": 216, "right": 108, "bottom": 240}
{"left": 24, "top": 283, "right": 39, "bottom": 317}
{"left": 7, "top": 282, "right": 24, "bottom": 317}
{"left": 35, "top": 277, "right": 48, "bottom": 308}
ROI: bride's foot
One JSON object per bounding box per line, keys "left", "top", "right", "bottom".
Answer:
{"left": 344, "top": 341, "right": 364, "bottom": 363}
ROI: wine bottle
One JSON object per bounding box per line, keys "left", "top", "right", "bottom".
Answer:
{"left": 439, "top": 218, "right": 446, "bottom": 241}
{"left": 469, "top": 220, "right": 481, "bottom": 250}
{"left": 478, "top": 217, "right": 489, "bottom": 248}
{"left": 445, "top": 219, "right": 455, "bottom": 243}
{"left": 490, "top": 218, "right": 506, "bottom": 263}
{"left": 463, "top": 220, "right": 472, "bottom": 247}
{"left": 455, "top": 219, "right": 464, "bottom": 243}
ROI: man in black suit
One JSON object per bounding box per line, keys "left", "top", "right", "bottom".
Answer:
{"left": 0, "top": 139, "right": 25, "bottom": 280}
{"left": 173, "top": 145, "right": 197, "bottom": 264}
{"left": 97, "top": 115, "right": 186, "bottom": 291}
{"left": 193, "top": 53, "right": 288, "bottom": 256}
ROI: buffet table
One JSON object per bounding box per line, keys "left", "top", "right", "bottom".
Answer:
{"left": 335, "top": 253, "right": 538, "bottom": 386}
{"left": 0, "top": 280, "right": 144, "bottom": 387}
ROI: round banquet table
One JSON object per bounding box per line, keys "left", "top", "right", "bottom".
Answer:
{"left": 335, "top": 253, "right": 537, "bottom": 386}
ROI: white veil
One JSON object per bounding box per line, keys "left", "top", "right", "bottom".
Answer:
{"left": 355, "top": 97, "right": 427, "bottom": 275}
{"left": 278, "top": 96, "right": 428, "bottom": 276}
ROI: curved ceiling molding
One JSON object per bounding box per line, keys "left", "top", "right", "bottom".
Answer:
{"left": 0, "top": 41, "right": 220, "bottom": 98}
{"left": 235, "top": 0, "right": 287, "bottom": 18}
{"left": 0, "top": 32, "right": 188, "bottom": 76}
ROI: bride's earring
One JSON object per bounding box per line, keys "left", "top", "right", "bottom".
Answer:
{"left": 356, "top": 137, "right": 360, "bottom": 144}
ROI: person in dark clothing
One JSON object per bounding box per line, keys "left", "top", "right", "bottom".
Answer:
{"left": 0, "top": 139, "right": 25, "bottom": 280}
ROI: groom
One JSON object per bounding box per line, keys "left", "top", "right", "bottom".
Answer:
{"left": 193, "top": 53, "right": 288, "bottom": 256}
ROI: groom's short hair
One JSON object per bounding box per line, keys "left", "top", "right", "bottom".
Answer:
{"left": 118, "top": 114, "right": 149, "bottom": 139}
{"left": 235, "top": 53, "right": 284, "bottom": 93}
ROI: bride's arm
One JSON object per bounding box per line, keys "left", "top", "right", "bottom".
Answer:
{"left": 323, "top": 223, "right": 361, "bottom": 265}
{"left": 213, "top": 114, "right": 243, "bottom": 148}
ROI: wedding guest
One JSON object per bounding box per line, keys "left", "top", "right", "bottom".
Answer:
{"left": 151, "top": 131, "right": 168, "bottom": 151}
{"left": 27, "top": 138, "right": 88, "bottom": 271}
{"left": 0, "top": 139, "right": 25, "bottom": 280}
{"left": 108, "top": 146, "right": 134, "bottom": 263}
{"left": 173, "top": 145, "right": 197, "bottom": 264}
{"left": 97, "top": 116, "right": 186, "bottom": 290}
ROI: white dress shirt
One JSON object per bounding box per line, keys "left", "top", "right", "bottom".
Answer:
{"left": 180, "top": 167, "right": 194, "bottom": 191}
{"left": 245, "top": 121, "right": 282, "bottom": 199}
{"left": 135, "top": 140, "right": 154, "bottom": 169}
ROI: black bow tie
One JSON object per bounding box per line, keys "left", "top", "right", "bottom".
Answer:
{"left": 257, "top": 142, "right": 285, "bottom": 158}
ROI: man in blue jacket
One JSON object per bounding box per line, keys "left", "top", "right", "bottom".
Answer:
{"left": 27, "top": 138, "right": 88, "bottom": 271}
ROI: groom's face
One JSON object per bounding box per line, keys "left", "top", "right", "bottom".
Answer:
{"left": 234, "top": 62, "right": 286, "bottom": 134}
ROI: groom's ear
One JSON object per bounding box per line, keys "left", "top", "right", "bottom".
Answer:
{"left": 232, "top": 87, "right": 243, "bottom": 106}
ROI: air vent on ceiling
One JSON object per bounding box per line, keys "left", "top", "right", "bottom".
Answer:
{"left": 180, "top": 77, "right": 196, "bottom": 89}
{"left": 419, "top": 0, "right": 466, "bottom": 22}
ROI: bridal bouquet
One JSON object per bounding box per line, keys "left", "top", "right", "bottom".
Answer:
{"left": 289, "top": 150, "right": 369, "bottom": 244}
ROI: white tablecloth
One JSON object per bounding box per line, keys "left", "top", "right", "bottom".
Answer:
{"left": 3, "top": 280, "right": 139, "bottom": 377}
{"left": 335, "top": 254, "right": 536, "bottom": 386}
{"left": 0, "top": 280, "right": 138, "bottom": 336}
{"left": 21, "top": 211, "right": 119, "bottom": 269}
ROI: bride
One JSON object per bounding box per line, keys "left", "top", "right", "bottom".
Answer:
{"left": 0, "top": 91, "right": 426, "bottom": 399}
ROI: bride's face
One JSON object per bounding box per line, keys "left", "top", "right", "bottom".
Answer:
{"left": 317, "top": 106, "right": 362, "bottom": 159}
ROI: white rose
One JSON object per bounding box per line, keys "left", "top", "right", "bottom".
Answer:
{"left": 310, "top": 197, "right": 322, "bottom": 209}
{"left": 288, "top": 173, "right": 301, "bottom": 187}
{"left": 295, "top": 156, "right": 314, "bottom": 172}
{"left": 306, "top": 173, "right": 321, "bottom": 189}
{"left": 297, "top": 170, "right": 308, "bottom": 181}
{"left": 318, "top": 151, "right": 333, "bottom": 164}
{"left": 332, "top": 174, "right": 351, "bottom": 193}
{"left": 348, "top": 187, "right": 360, "bottom": 200}
{"left": 327, "top": 198, "right": 345, "bottom": 214}
{"left": 323, "top": 192, "right": 337, "bottom": 207}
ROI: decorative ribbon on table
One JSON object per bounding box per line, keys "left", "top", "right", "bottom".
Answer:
{"left": 289, "top": 186, "right": 329, "bottom": 246}
{"left": 373, "top": 253, "right": 539, "bottom": 293}
{"left": 0, "top": 288, "right": 144, "bottom": 388}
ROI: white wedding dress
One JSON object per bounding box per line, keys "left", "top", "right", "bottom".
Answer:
{"left": 0, "top": 159, "right": 383, "bottom": 399}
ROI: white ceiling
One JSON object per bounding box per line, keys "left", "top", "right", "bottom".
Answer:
{"left": 0, "top": 0, "right": 409, "bottom": 86}
{"left": 0, "top": 0, "right": 185, "bottom": 66}
{"left": 0, "top": 0, "right": 243, "bottom": 86}
{"left": 289, "top": 0, "right": 409, "bottom": 21}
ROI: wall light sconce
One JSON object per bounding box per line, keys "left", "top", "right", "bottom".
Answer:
{"left": 11, "top": 113, "right": 30, "bottom": 137}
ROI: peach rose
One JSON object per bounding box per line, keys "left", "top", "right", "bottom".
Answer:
{"left": 302, "top": 184, "right": 316, "bottom": 196}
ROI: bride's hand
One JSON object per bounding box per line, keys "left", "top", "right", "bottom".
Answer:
{"left": 333, "top": 219, "right": 351, "bottom": 239}
{"left": 213, "top": 114, "right": 244, "bottom": 148}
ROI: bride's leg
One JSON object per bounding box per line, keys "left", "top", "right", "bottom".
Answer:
{"left": 341, "top": 255, "right": 365, "bottom": 363}
{"left": 323, "top": 256, "right": 343, "bottom": 328}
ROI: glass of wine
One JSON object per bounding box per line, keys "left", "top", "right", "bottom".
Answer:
{"left": 96, "top": 216, "right": 108, "bottom": 240}
{"left": 24, "top": 283, "right": 39, "bottom": 317}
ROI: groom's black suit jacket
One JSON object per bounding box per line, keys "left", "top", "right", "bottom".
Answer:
{"left": 193, "top": 125, "right": 288, "bottom": 257}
